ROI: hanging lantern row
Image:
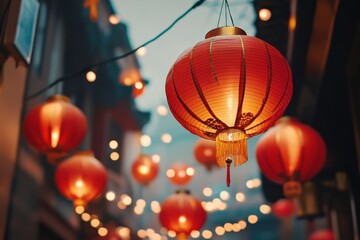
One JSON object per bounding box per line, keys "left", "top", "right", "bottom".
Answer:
{"left": 165, "top": 26, "right": 293, "bottom": 187}
{"left": 255, "top": 117, "right": 326, "bottom": 198}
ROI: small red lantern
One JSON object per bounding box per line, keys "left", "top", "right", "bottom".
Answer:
{"left": 194, "top": 138, "right": 217, "bottom": 171}
{"left": 55, "top": 151, "right": 107, "bottom": 207}
{"left": 23, "top": 95, "right": 87, "bottom": 163}
{"left": 166, "top": 26, "right": 292, "bottom": 186}
{"left": 308, "top": 229, "right": 335, "bottom": 240}
{"left": 132, "top": 80, "right": 145, "bottom": 98}
{"left": 272, "top": 198, "right": 296, "bottom": 218}
{"left": 256, "top": 117, "right": 326, "bottom": 198}
{"left": 167, "top": 163, "right": 194, "bottom": 185}
{"left": 159, "top": 190, "right": 207, "bottom": 239}
{"left": 131, "top": 154, "right": 159, "bottom": 185}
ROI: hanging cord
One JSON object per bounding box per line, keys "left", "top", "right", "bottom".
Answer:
{"left": 216, "top": 0, "right": 235, "bottom": 28}
{"left": 226, "top": 158, "right": 232, "bottom": 187}
{"left": 25, "top": 0, "right": 207, "bottom": 100}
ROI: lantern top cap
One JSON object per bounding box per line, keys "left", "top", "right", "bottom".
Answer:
{"left": 74, "top": 150, "right": 95, "bottom": 157}
{"left": 275, "top": 116, "right": 298, "bottom": 125}
{"left": 47, "top": 94, "right": 70, "bottom": 103}
{"left": 175, "top": 189, "right": 191, "bottom": 195}
{"left": 205, "top": 26, "right": 247, "bottom": 39}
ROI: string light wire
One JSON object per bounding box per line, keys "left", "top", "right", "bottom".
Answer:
{"left": 25, "top": 0, "right": 207, "bottom": 100}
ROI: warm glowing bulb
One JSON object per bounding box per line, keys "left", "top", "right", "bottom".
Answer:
{"left": 90, "top": 218, "right": 100, "bottom": 228}
{"left": 289, "top": 16, "right": 297, "bottom": 30}
{"left": 203, "top": 187, "right": 213, "bottom": 197}
{"left": 248, "top": 215, "right": 258, "bottom": 224}
{"left": 167, "top": 230, "right": 176, "bottom": 238}
{"left": 51, "top": 131, "right": 59, "bottom": 148}
{"left": 191, "top": 230, "right": 200, "bottom": 238}
{"left": 239, "top": 220, "right": 247, "bottom": 229}
{"left": 259, "top": 8, "right": 272, "bottom": 21}
{"left": 106, "top": 191, "right": 116, "bottom": 201}
{"left": 134, "top": 206, "right": 144, "bottom": 215}
{"left": 136, "top": 47, "right": 147, "bottom": 56}
{"left": 151, "top": 201, "right": 161, "bottom": 213}
{"left": 236, "top": 192, "right": 246, "bottom": 202}
{"left": 109, "top": 140, "right": 118, "bottom": 149}
{"left": 75, "top": 179, "right": 84, "bottom": 188}
{"left": 117, "top": 227, "right": 130, "bottom": 238}
{"left": 157, "top": 105, "right": 168, "bottom": 116}
{"left": 86, "top": 71, "right": 96, "bottom": 82}
{"left": 233, "top": 223, "right": 241, "bottom": 232}
{"left": 137, "top": 229, "right": 147, "bottom": 238}
{"left": 75, "top": 205, "right": 85, "bottom": 214}
{"left": 161, "top": 133, "right": 172, "bottom": 143}
{"left": 139, "top": 165, "right": 150, "bottom": 174}
{"left": 110, "top": 152, "right": 120, "bottom": 161}
{"left": 166, "top": 169, "right": 175, "bottom": 178}
{"left": 136, "top": 199, "right": 146, "bottom": 208}
{"left": 204, "top": 202, "right": 214, "bottom": 212}
{"left": 135, "top": 81, "right": 144, "bottom": 90}
{"left": 179, "top": 215, "right": 187, "bottom": 223}
{"left": 81, "top": 213, "right": 91, "bottom": 221}
{"left": 152, "top": 154, "right": 161, "bottom": 163}
{"left": 186, "top": 167, "right": 195, "bottom": 176}
{"left": 224, "top": 223, "right": 233, "bottom": 232}
{"left": 202, "top": 230, "right": 212, "bottom": 239}
{"left": 98, "top": 227, "right": 108, "bottom": 237}
{"left": 122, "top": 195, "right": 132, "bottom": 205}
{"left": 215, "top": 226, "right": 225, "bottom": 236}
{"left": 140, "top": 135, "right": 152, "bottom": 147}
{"left": 109, "top": 14, "right": 120, "bottom": 24}
{"left": 220, "top": 191, "right": 230, "bottom": 201}
{"left": 260, "top": 204, "right": 271, "bottom": 214}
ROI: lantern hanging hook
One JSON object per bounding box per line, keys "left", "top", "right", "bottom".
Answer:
{"left": 216, "top": 0, "right": 235, "bottom": 28}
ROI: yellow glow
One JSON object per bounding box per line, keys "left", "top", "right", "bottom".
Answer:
{"left": 151, "top": 201, "right": 161, "bottom": 213}
{"left": 98, "top": 227, "right": 108, "bottom": 237}
{"left": 259, "top": 8, "right": 272, "bottom": 21}
{"left": 233, "top": 223, "right": 241, "bottom": 232}
{"left": 161, "top": 133, "right": 172, "bottom": 143}
{"left": 51, "top": 131, "right": 59, "bottom": 148}
{"left": 122, "top": 195, "right": 132, "bottom": 205}
{"left": 179, "top": 215, "right": 187, "bottom": 223}
{"left": 167, "top": 230, "right": 176, "bottom": 237}
{"left": 106, "top": 191, "right": 116, "bottom": 201}
{"left": 238, "top": 220, "right": 247, "bottom": 229}
{"left": 178, "top": 170, "right": 186, "bottom": 177}
{"left": 109, "top": 14, "right": 120, "bottom": 24}
{"left": 75, "top": 179, "right": 84, "bottom": 188}
{"left": 166, "top": 169, "right": 175, "bottom": 178}
{"left": 90, "top": 218, "right": 100, "bottom": 228}
{"left": 218, "top": 202, "right": 227, "bottom": 211}
{"left": 86, "top": 71, "right": 96, "bottom": 82}
{"left": 137, "top": 229, "right": 147, "bottom": 238}
{"left": 227, "top": 97, "right": 233, "bottom": 109}
{"left": 117, "top": 201, "right": 127, "bottom": 209}
{"left": 152, "top": 154, "right": 161, "bottom": 163}
{"left": 247, "top": 178, "right": 262, "bottom": 189}
{"left": 202, "top": 230, "right": 212, "bottom": 239}
{"left": 186, "top": 167, "right": 195, "bottom": 176}
{"left": 81, "top": 213, "right": 91, "bottom": 221}
{"left": 136, "top": 47, "right": 147, "bottom": 56}
{"left": 139, "top": 165, "right": 150, "bottom": 174}
{"left": 278, "top": 126, "right": 301, "bottom": 174}
{"left": 123, "top": 77, "right": 133, "bottom": 86}
{"left": 289, "top": 16, "right": 297, "bottom": 30}
{"left": 135, "top": 81, "right": 144, "bottom": 90}
{"left": 204, "top": 149, "right": 213, "bottom": 156}
{"left": 140, "top": 135, "right": 152, "bottom": 147}
{"left": 110, "top": 152, "right": 120, "bottom": 161}
{"left": 260, "top": 204, "right": 271, "bottom": 214}
{"left": 109, "top": 140, "right": 118, "bottom": 149}
{"left": 75, "top": 205, "right": 85, "bottom": 214}
{"left": 151, "top": 233, "right": 161, "bottom": 240}
{"left": 236, "top": 192, "right": 245, "bottom": 202}
{"left": 203, "top": 187, "right": 213, "bottom": 197}
{"left": 220, "top": 191, "right": 230, "bottom": 201}
{"left": 204, "top": 202, "right": 214, "bottom": 212}
{"left": 224, "top": 223, "right": 233, "bottom": 232}
{"left": 157, "top": 105, "right": 168, "bottom": 116}
{"left": 191, "top": 230, "right": 200, "bottom": 238}
{"left": 117, "top": 227, "right": 130, "bottom": 238}
{"left": 134, "top": 206, "right": 144, "bottom": 215}
{"left": 136, "top": 199, "right": 146, "bottom": 208}
{"left": 212, "top": 198, "right": 221, "bottom": 206}
{"left": 146, "top": 228, "right": 155, "bottom": 236}
{"left": 248, "top": 215, "right": 258, "bottom": 224}
{"left": 215, "top": 226, "right": 225, "bottom": 236}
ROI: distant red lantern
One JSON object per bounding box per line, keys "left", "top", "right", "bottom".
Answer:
{"left": 167, "top": 163, "right": 194, "bottom": 185}
{"left": 256, "top": 117, "right": 326, "bottom": 198}
{"left": 194, "top": 138, "right": 218, "bottom": 171}
{"left": 55, "top": 151, "right": 107, "bottom": 207}
{"left": 131, "top": 154, "right": 159, "bottom": 185}
{"left": 272, "top": 198, "right": 296, "bottom": 218}
{"left": 159, "top": 190, "right": 207, "bottom": 239}
{"left": 23, "top": 95, "right": 87, "bottom": 163}
{"left": 166, "top": 26, "right": 292, "bottom": 186}
{"left": 308, "top": 229, "right": 335, "bottom": 240}
{"left": 132, "top": 80, "right": 145, "bottom": 98}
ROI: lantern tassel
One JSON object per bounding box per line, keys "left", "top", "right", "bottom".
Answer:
{"left": 226, "top": 158, "right": 232, "bottom": 187}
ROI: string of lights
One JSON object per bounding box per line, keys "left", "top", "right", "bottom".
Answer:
{"left": 24, "top": 0, "right": 206, "bottom": 100}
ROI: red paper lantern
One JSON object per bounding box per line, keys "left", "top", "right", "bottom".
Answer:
{"left": 272, "top": 198, "right": 296, "bottom": 218}
{"left": 194, "top": 138, "right": 217, "bottom": 170}
{"left": 308, "top": 229, "right": 335, "bottom": 240}
{"left": 256, "top": 117, "right": 326, "bottom": 198}
{"left": 132, "top": 80, "right": 145, "bottom": 98}
{"left": 55, "top": 151, "right": 107, "bottom": 207}
{"left": 131, "top": 154, "right": 159, "bottom": 185}
{"left": 165, "top": 26, "right": 292, "bottom": 185}
{"left": 23, "top": 95, "right": 87, "bottom": 162}
{"left": 167, "top": 163, "right": 194, "bottom": 185}
{"left": 159, "top": 190, "right": 207, "bottom": 239}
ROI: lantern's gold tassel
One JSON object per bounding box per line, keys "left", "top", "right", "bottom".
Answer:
{"left": 215, "top": 129, "right": 248, "bottom": 167}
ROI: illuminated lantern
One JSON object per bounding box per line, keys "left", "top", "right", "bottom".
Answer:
{"left": 272, "top": 198, "right": 296, "bottom": 218}
{"left": 131, "top": 154, "right": 159, "bottom": 185}
{"left": 308, "top": 229, "right": 335, "bottom": 240}
{"left": 132, "top": 80, "right": 145, "bottom": 98}
{"left": 23, "top": 95, "right": 87, "bottom": 163}
{"left": 167, "top": 163, "right": 194, "bottom": 185}
{"left": 165, "top": 26, "right": 292, "bottom": 186}
{"left": 159, "top": 190, "right": 207, "bottom": 239}
{"left": 193, "top": 138, "right": 217, "bottom": 171}
{"left": 55, "top": 151, "right": 107, "bottom": 207}
{"left": 256, "top": 117, "right": 326, "bottom": 198}
{"left": 83, "top": 0, "right": 99, "bottom": 21}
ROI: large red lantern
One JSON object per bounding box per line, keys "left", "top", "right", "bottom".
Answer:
{"left": 131, "top": 154, "right": 159, "bottom": 185}
{"left": 272, "top": 199, "right": 296, "bottom": 219}
{"left": 23, "top": 95, "right": 87, "bottom": 163}
{"left": 256, "top": 117, "right": 326, "bottom": 198}
{"left": 194, "top": 138, "right": 218, "bottom": 171}
{"left": 159, "top": 190, "right": 207, "bottom": 239}
{"left": 55, "top": 151, "right": 107, "bottom": 207}
{"left": 165, "top": 26, "right": 292, "bottom": 186}
{"left": 167, "top": 163, "right": 194, "bottom": 186}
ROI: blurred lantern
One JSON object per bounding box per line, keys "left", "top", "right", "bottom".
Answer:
{"left": 272, "top": 198, "right": 296, "bottom": 218}
{"left": 119, "top": 68, "right": 141, "bottom": 86}
{"left": 167, "top": 163, "right": 194, "bottom": 185}
{"left": 83, "top": 0, "right": 99, "bottom": 21}
{"left": 132, "top": 80, "right": 145, "bottom": 98}
{"left": 131, "top": 154, "right": 159, "bottom": 185}
{"left": 55, "top": 151, "right": 107, "bottom": 207}
{"left": 308, "top": 229, "right": 335, "bottom": 240}
{"left": 23, "top": 95, "right": 87, "bottom": 163}
{"left": 159, "top": 190, "right": 207, "bottom": 239}
{"left": 193, "top": 138, "right": 217, "bottom": 171}
{"left": 165, "top": 26, "right": 292, "bottom": 186}
{"left": 256, "top": 117, "right": 326, "bottom": 198}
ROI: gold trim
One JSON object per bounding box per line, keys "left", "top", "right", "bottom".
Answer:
{"left": 47, "top": 94, "right": 70, "bottom": 103}
{"left": 205, "top": 27, "right": 247, "bottom": 39}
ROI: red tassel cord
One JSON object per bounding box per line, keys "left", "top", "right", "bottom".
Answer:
{"left": 226, "top": 158, "right": 232, "bottom": 187}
